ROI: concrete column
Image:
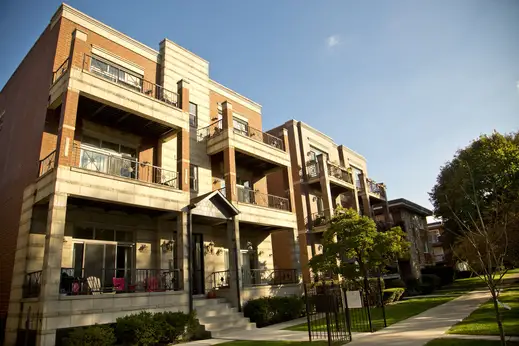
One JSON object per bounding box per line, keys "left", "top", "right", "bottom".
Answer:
{"left": 358, "top": 173, "right": 372, "bottom": 217}
{"left": 317, "top": 155, "right": 334, "bottom": 219}
{"left": 177, "top": 79, "right": 190, "bottom": 112}
{"left": 227, "top": 216, "right": 242, "bottom": 309}
{"left": 176, "top": 212, "right": 189, "bottom": 291}
{"left": 221, "top": 102, "right": 237, "bottom": 202}
{"left": 176, "top": 129, "right": 190, "bottom": 192}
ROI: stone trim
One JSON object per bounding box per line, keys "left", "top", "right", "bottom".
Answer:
{"left": 209, "top": 79, "right": 262, "bottom": 114}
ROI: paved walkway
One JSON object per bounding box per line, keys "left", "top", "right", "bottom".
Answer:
{"left": 345, "top": 290, "right": 490, "bottom": 346}
{"left": 439, "top": 334, "right": 519, "bottom": 342}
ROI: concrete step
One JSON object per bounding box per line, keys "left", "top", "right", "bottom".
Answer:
{"left": 198, "top": 312, "right": 250, "bottom": 325}
{"left": 195, "top": 305, "right": 236, "bottom": 317}
{"left": 209, "top": 322, "right": 257, "bottom": 338}
{"left": 193, "top": 298, "right": 226, "bottom": 307}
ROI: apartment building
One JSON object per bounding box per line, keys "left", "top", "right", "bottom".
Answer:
{"left": 267, "top": 120, "right": 391, "bottom": 281}
{"left": 428, "top": 220, "right": 447, "bottom": 264}
{"left": 0, "top": 4, "right": 300, "bottom": 345}
{"left": 375, "top": 199, "right": 433, "bottom": 280}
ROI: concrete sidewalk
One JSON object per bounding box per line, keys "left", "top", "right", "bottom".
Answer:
{"left": 345, "top": 290, "right": 490, "bottom": 346}
{"left": 439, "top": 334, "right": 519, "bottom": 342}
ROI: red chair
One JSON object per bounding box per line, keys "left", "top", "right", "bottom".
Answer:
{"left": 113, "top": 277, "right": 125, "bottom": 292}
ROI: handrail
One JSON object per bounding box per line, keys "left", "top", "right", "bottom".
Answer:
{"left": 306, "top": 209, "right": 332, "bottom": 228}
{"left": 211, "top": 270, "right": 231, "bottom": 289}
{"left": 327, "top": 161, "right": 354, "bottom": 184}
{"left": 38, "top": 150, "right": 56, "bottom": 177}
{"left": 366, "top": 178, "right": 386, "bottom": 198}
{"left": 82, "top": 54, "right": 179, "bottom": 108}
{"left": 23, "top": 270, "right": 42, "bottom": 298}
{"left": 52, "top": 58, "right": 69, "bottom": 84}
{"left": 236, "top": 186, "right": 290, "bottom": 211}
{"left": 197, "top": 119, "right": 224, "bottom": 142}
{"left": 234, "top": 124, "right": 285, "bottom": 151}
{"left": 242, "top": 268, "right": 298, "bottom": 286}
{"left": 74, "top": 145, "right": 179, "bottom": 189}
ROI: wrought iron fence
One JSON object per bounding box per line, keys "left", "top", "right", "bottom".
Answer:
{"left": 306, "top": 209, "right": 331, "bottom": 228}
{"left": 242, "top": 269, "right": 298, "bottom": 287}
{"left": 236, "top": 186, "right": 290, "bottom": 211}
{"left": 59, "top": 268, "right": 181, "bottom": 295}
{"left": 197, "top": 119, "right": 224, "bottom": 142}
{"left": 22, "top": 271, "right": 42, "bottom": 298}
{"left": 74, "top": 146, "right": 178, "bottom": 188}
{"left": 327, "top": 164, "right": 353, "bottom": 184}
{"left": 233, "top": 125, "right": 285, "bottom": 151}
{"left": 306, "top": 160, "right": 320, "bottom": 179}
{"left": 211, "top": 270, "right": 231, "bottom": 289}
{"left": 82, "top": 54, "right": 179, "bottom": 107}
{"left": 52, "top": 58, "right": 69, "bottom": 84}
{"left": 366, "top": 179, "right": 385, "bottom": 199}
{"left": 38, "top": 150, "right": 56, "bottom": 177}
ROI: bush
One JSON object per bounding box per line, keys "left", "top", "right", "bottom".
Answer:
{"left": 115, "top": 312, "right": 159, "bottom": 346}
{"left": 243, "top": 296, "right": 304, "bottom": 327}
{"left": 382, "top": 288, "right": 405, "bottom": 305}
{"left": 421, "top": 274, "right": 441, "bottom": 289}
{"left": 385, "top": 278, "right": 406, "bottom": 289}
{"left": 422, "top": 266, "right": 454, "bottom": 286}
{"left": 64, "top": 325, "right": 116, "bottom": 346}
{"left": 153, "top": 311, "right": 190, "bottom": 343}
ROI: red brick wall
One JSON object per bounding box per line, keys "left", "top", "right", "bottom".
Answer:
{"left": 0, "top": 21, "right": 60, "bottom": 320}
{"left": 209, "top": 90, "right": 262, "bottom": 130}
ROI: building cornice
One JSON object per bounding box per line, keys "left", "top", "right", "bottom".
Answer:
{"left": 209, "top": 79, "right": 262, "bottom": 114}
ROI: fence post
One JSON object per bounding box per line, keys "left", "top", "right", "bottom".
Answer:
{"left": 341, "top": 284, "right": 352, "bottom": 340}
{"left": 304, "top": 284, "right": 312, "bottom": 342}
{"left": 363, "top": 276, "right": 374, "bottom": 332}
{"left": 378, "top": 271, "right": 387, "bottom": 328}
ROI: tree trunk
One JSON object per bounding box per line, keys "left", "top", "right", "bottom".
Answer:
{"left": 490, "top": 289, "right": 507, "bottom": 346}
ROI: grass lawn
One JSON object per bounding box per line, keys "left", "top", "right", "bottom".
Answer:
{"left": 447, "top": 288, "right": 519, "bottom": 336}
{"left": 285, "top": 295, "right": 456, "bottom": 332}
{"left": 436, "top": 269, "right": 519, "bottom": 296}
{"left": 426, "top": 338, "right": 519, "bottom": 346}
{"left": 216, "top": 342, "right": 328, "bottom": 346}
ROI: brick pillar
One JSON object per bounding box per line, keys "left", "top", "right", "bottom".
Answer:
{"left": 55, "top": 90, "right": 79, "bottom": 167}
{"left": 176, "top": 129, "right": 190, "bottom": 192}
{"left": 222, "top": 102, "right": 237, "bottom": 202}
{"left": 317, "top": 155, "right": 334, "bottom": 219}
{"left": 227, "top": 216, "right": 242, "bottom": 309}
{"left": 358, "top": 173, "right": 372, "bottom": 217}
{"left": 281, "top": 129, "right": 296, "bottom": 213}
{"left": 69, "top": 29, "right": 90, "bottom": 71}
{"left": 177, "top": 79, "right": 190, "bottom": 112}
{"left": 176, "top": 212, "right": 189, "bottom": 291}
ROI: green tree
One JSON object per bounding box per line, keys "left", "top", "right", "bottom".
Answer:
{"left": 429, "top": 131, "right": 519, "bottom": 346}
{"left": 308, "top": 208, "right": 409, "bottom": 281}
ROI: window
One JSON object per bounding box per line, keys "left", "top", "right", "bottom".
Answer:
{"left": 190, "top": 164, "right": 198, "bottom": 192}
{"left": 233, "top": 118, "right": 248, "bottom": 136}
{"left": 90, "top": 56, "right": 143, "bottom": 91}
{"left": 189, "top": 102, "right": 198, "bottom": 127}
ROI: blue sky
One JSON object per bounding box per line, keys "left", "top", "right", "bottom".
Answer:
{"left": 1, "top": 0, "right": 518, "bottom": 210}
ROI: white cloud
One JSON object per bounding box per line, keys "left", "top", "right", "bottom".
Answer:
{"left": 326, "top": 35, "right": 340, "bottom": 48}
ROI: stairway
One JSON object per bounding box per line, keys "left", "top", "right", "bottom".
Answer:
{"left": 194, "top": 297, "right": 256, "bottom": 337}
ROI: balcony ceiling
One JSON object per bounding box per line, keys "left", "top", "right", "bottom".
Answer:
{"left": 77, "top": 96, "right": 174, "bottom": 138}
{"left": 67, "top": 196, "right": 168, "bottom": 218}
{"left": 235, "top": 150, "right": 278, "bottom": 174}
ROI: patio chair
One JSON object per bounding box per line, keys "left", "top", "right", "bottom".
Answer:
{"left": 112, "top": 277, "right": 126, "bottom": 292}
{"left": 87, "top": 276, "right": 115, "bottom": 295}
{"left": 146, "top": 276, "right": 165, "bottom": 292}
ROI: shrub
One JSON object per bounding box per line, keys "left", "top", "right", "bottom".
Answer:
{"left": 421, "top": 266, "right": 454, "bottom": 286}
{"left": 153, "top": 311, "right": 190, "bottom": 343}
{"left": 243, "top": 296, "right": 304, "bottom": 327}
{"left": 404, "top": 278, "right": 421, "bottom": 296}
{"left": 421, "top": 274, "right": 441, "bottom": 289}
{"left": 385, "top": 278, "right": 406, "bottom": 289}
{"left": 64, "top": 325, "right": 115, "bottom": 346}
{"left": 115, "top": 311, "right": 158, "bottom": 346}
{"left": 382, "top": 288, "right": 405, "bottom": 305}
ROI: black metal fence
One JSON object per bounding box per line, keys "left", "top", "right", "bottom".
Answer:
{"left": 304, "top": 279, "right": 387, "bottom": 345}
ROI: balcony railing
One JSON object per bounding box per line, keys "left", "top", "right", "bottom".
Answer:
{"left": 211, "top": 270, "right": 231, "bottom": 289}
{"left": 38, "top": 150, "right": 56, "bottom": 177}
{"left": 242, "top": 269, "right": 298, "bottom": 287}
{"left": 236, "top": 186, "right": 290, "bottom": 211}
{"left": 434, "top": 254, "right": 445, "bottom": 262}
{"left": 234, "top": 125, "right": 285, "bottom": 151}
{"left": 82, "top": 54, "right": 179, "bottom": 108}
{"left": 306, "top": 209, "right": 332, "bottom": 229}
{"left": 59, "top": 268, "right": 181, "bottom": 295}
{"left": 74, "top": 146, "right": 178, "bottom": 189}
{"left": 23, "top": 271, "right": 42, "bottom": 298}
{"left": 306, "top": 160, "right": 320, "bottom": 179}
{"left": 197, "top": 119, "right": 224, "bottom": 142}
{"left": 52, "top": 58, "right": 69, "bottom": 84}
{"left": 327, "top": 163, "right": 354, "bottom": 184}
{"left": 366, "top": 178, "right": 386, "bottom": 199}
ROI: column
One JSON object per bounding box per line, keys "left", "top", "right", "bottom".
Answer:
{"left": 358, "top": 173, "right": 372, "bottom": 217}
{"left": 176, "top": 212, "right": 189, "bottom": 291}
{"left": 37, "top": 193, "right": 68, "bottom": 346}
{"left": 222, "top": 101, "right": 237, "bottom": 202}
{"left": 177, "top": 79, "right": 190, "bottom": 112}
{"left": 176, "top": 129, "right": 190, "bottom": 192}
{"left": 227, "top": 216, "right": 242, "bottom": 309}
{"left": 317, "top": 155, "right": 334, "bottom": 219}
{"left": 55, "top": 90, "right": 79, "bottom": 167}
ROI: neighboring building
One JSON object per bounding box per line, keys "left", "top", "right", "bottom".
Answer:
{"left": 428, "top": 220, "right": 447, "bottom": 264}
{"left": 0, "top": 4, "right": 300, "bottom": 345}
{"left": 377, "top": 199, "right": 433, "bottom": 280}
{"left": 268, "top": 120, "right": 391, "bottom": 281}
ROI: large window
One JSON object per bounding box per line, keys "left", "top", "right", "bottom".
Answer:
{"left": 233, "top": 117, "right": 248, "bottom": 136}
{"left": 189, "top": 102, "right": 198, "bottom": 127}
{"left": 90, "top": 56, "right": 143, "bottom": 91}
{"left": 190, "top": 164, "right": 198, "bottom": 192}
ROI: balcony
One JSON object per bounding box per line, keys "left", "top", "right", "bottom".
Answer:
{"left": 428, "top": 233, "right": 443, "bottom": 246}
{"left": 59, "top": 268, "right": 181, "bottom": 295}
{"left": 237, "top": 186, "right": 290, "bottom": 211}
{"left": 73, "top": 145, "right": 178, "bottom": 189}
{"left": 22, "top": 271, "right": 42, "bottom": 298}
{"left": 434, "top": 254, "right": 445, "bottom": 262}
{"left": 365, "top": 178, "right": 387, "bottom": 200}
{"left": 242, "top": 269, "right": 298, "bottom": 287}
{"left": 306, "top": 159, "right": 355, "bottom": 192}
{"left": 38, "top": 150, "right": 56, "bottom": 178}
{"left": 198, "top": 120, "right": 290, "bottom": 168}
{"left": 306, "top": 209, "right": 331, "bottom": 231}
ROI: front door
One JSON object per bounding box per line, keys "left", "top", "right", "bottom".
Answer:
{"left": 191, "top": 233, "right": 204, "bottom": 295}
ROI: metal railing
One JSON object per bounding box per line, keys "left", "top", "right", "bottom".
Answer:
{"left": 306, "top": 209, "right": 331, "bottom": 228}
{"left": 306, "top": 160, "right": 320, "bottom": 179}
{"left": 82, "top": 54, "right": 179, "bottom": 107}
{"left": 197, "top": 119, "right": 224, "bottom": 141}
{"left": 74, "top": 146, "right": 178, "bottom": 189}
{"left": 234, "top": 125, "right": 285, "bottom": 151}
{"left": 366, "top": 179, "right": 386, "bottom": 199}
{"left": 211, "top": 270, "right": 231, "bottom": 289}
{"left": 434, "top": 254, "right": 445, "bottom": 262}
{"left": 23, "top": 271, "right": 42, "bottom": 298}
{"left": 60, "top": 268, "right": 181, "bottom": 295}
{"left": 327, "top": 163, "right": 354, "bottom": 184}
{"left": 236, "top": 186, "right": 290, "bottom": 211}
{"left": 429, "top": 233, "right": 441, "bottom": 244}
{"left": 242, "top": 269, "right": 298, "bottom": 287}
{"left": 38, "top": 150, "right": 56, "bottom": 177}
{"left": 52, "top": 58, "right": 69, "bottom": 84}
